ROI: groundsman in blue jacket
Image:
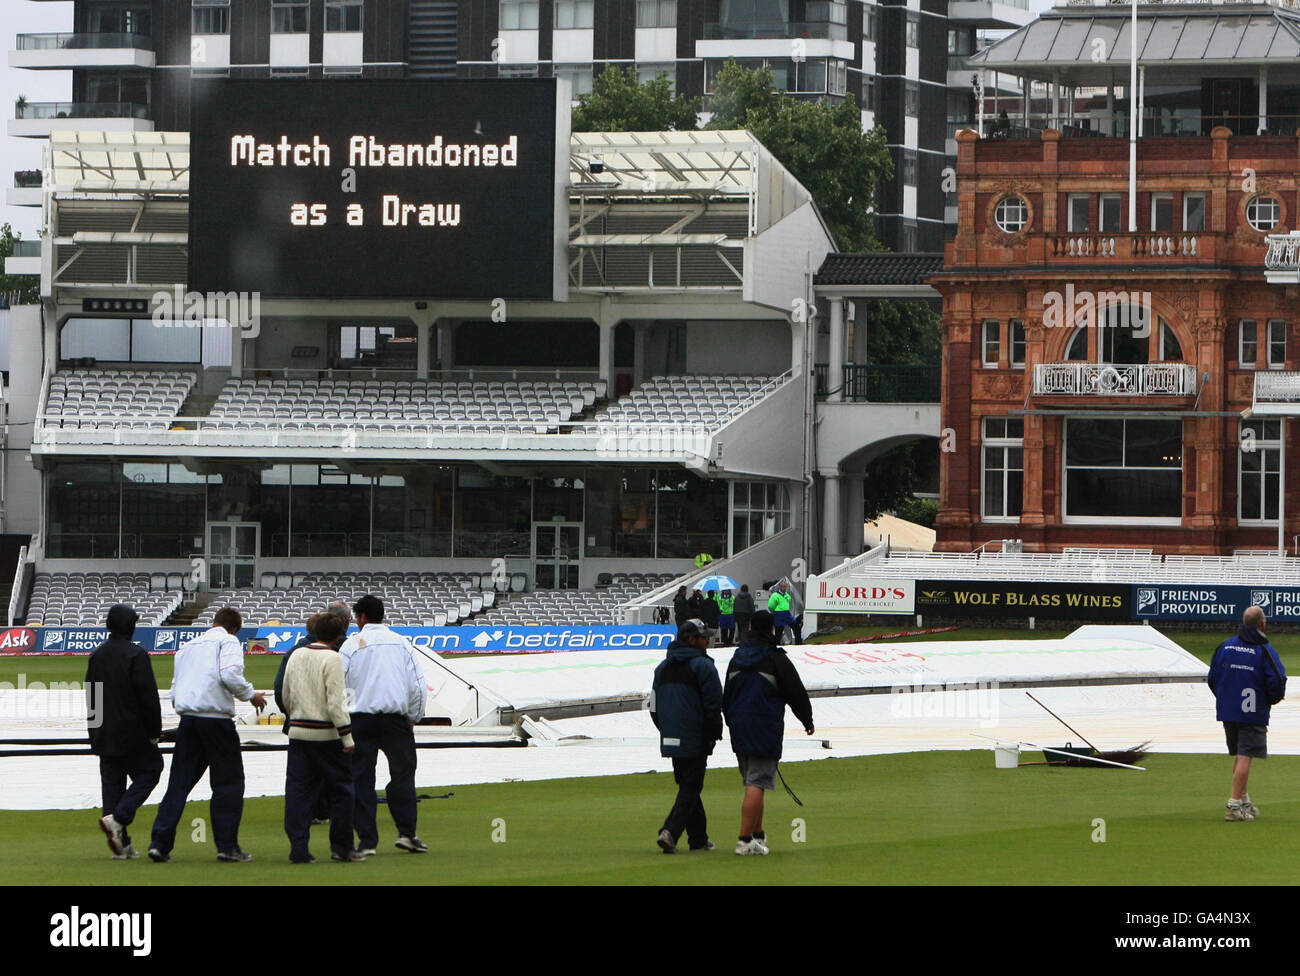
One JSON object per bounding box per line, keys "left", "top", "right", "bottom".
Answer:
{"left": 1208, "top": 605, "right": 1287, "bottom": 822}
{"left": 723, "top": 610, "right": 814, "bottom": 855}
{"left": 649, "top": 618, "right": 722, "bottom": 853}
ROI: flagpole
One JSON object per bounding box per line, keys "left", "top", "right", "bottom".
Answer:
{"left": 1128, "top": 0, "right": 1138, "bottom": 232}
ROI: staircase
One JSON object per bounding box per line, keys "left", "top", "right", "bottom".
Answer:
{"left": 165, "top": 590, "right": 218, "bottom": 626}
{"left": 0, "top": 535, "right": 30, "bottom": 622}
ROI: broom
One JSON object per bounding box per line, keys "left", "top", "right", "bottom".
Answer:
{"left": 1025, "top": 692, "right": 1151, "bottom": 767}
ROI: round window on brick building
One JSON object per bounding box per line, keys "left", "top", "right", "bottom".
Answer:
{"left": 1246, "top": 195, "right": 1281, "bottom": 232}
{"left": 994, "top": 195, "right": 1029, "bottom": 234}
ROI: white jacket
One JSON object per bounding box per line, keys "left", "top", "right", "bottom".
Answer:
{"left": 170, "top": 626, "right": 257, "bottom": 719}
{"left": 339, "top": 623, "right": 427, "bottom": 723}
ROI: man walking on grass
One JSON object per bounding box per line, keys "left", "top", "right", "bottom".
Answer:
{"left": 649, "top": 618, "right": 722, "bottom": 854}
{"left": 1208, "top": 604, "right": 1286, "bottom": 822}
{"left": 341, "top": 594, "right": 428, "bottom": 856}
{"left": 88, "top": 604, "right": 163, "bottom": 860}
{"left": 148, "top": 606, "right": 266, "bottom": 862}
{"left": 723, "top": 610, "right": 814, "bottom": 855}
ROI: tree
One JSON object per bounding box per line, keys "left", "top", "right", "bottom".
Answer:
{"left": 571, "top": 66, "right": 699, "bottom": 132}
{"left": 706, "top": 60, "right": 892, "bottom": 251}
{"left": 0, "top": 223, "right": 40, "bottom": 305}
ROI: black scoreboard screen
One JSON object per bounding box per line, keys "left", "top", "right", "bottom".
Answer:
{"left": 188, "top": 79, "right": 566, "bottom": 300}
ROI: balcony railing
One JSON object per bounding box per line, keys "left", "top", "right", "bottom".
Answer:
{"left": 814, "top": 364, "right": 941, "bottom": 402}
{"left": 1252, "top": 371, "right": 1300, "bottom": 404}
{"left": 13, "top": 170, "right": 41, "bottom": 188}
{"left": 701, "top": 21, "right": 847, "bottom": 40}
{"left": 15, "top": 32, "right": 152, "bottom": 50}
{"left": 1048, "top": 234, "right": 1205, "bottom": 260}
{"left": 10, "top": 240, "right": 40, "bottom": 257}
{"left": 1034, "top": 363, "right": 1197, "bottom": 397}
{"left": 14, "top": 101, "right": 149, "bottom": 120}
{"left": 1265, "top": 233, "right": 1300, "bottom": 272}
{"left": 984, "top": 114, "right": 1300, "bottom": 140}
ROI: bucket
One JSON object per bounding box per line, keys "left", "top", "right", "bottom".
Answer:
{"left": 994, "top": 742, "right": 1020, "bottom": 769}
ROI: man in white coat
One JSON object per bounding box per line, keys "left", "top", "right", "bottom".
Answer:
{"left": 148, "top": 606, "right": 266, "bottom": 862}
{"left": 341, "top": 594, "right": 428, "bottom": 856}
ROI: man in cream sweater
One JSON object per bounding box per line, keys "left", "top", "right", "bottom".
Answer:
{"left": 282, "top": 612, "right": 361, "bottom": 863}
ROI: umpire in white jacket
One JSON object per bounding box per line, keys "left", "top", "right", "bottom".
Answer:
{"left": 148, "top": 606, "right": 266, "bottom": 862}
{"left": 341, "top": 594, "right": 428, "bottom": 855}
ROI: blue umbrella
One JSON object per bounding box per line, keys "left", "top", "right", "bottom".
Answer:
{"left": 696, "top": 574, "right": 739, "bottom": 593}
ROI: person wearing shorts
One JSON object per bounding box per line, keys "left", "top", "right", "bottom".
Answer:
{"left": 1208, "top": 605, "right": 1286, "bottom": 822}
{"left": 722, "top": 610, "right": 814, "bottom": 855}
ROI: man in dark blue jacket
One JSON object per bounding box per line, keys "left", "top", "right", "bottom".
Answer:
{"left": 1208, "top": 605, "right": 1287, "bottom": 822}
{"left": 649, "top": 618, "right": 722, "bottom": 854}
{"left": 723, "top": 610, "right": 814, "bottom": 855}
{"left": 87, "top": 604, "right": 163, "bottom": 860}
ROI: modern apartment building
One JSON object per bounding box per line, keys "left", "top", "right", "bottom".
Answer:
{"left": 7, "top": 0, "right": 1031, "bottom": 250}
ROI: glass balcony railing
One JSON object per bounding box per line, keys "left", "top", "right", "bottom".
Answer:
{"left": 14, "top": 101, "right": 149, "bottom": 121}
{"left": 982, "top": 113, "right": 1300, "bottom": 140}
{"left": 15, "top": 32, "right": 152, "bottom": 50}
{"left": 947, "top": 54, "right": 972, "bottom": 70}
{"left": 13, "top": 170, "right": 42, "bottom": 188}
{"left": 702, "top": 21, "right": 847, "bottom": 40}
{"left": 11, "top": 240, "right": 40, "bottom": 257}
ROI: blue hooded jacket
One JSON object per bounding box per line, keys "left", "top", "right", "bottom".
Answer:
{"left": 1208, "top": 625, "right": 1287, "bottom": 725}
{"left": 649, "top": 640, "right": 723, "bottom": 758}
{"left": 722, "top": 640, "right": 814, "bottom": 759}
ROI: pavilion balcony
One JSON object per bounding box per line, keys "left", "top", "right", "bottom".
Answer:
{"left": 1033, "top": 362, "right": 1198, "bottom": 398}
{"left": 1045, "top": 232, "right": 1220, "bottom": 265}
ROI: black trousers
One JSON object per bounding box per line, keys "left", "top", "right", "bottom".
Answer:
{"left": 149, "top": 716, "right": 245, "bottom": 857}
{"left": 100, "top": 745, "right": 164, "bottom": 840}
{"left": 285, "top": 739, "right": 355, "bottom": 859}
{"left": 661, "top": 755, "right": 709, "bottom": 847}
{"left": 351, "top": 712, "right": 418, "bottom": 848}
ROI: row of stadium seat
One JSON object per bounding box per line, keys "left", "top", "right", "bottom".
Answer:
{"left": 27, "top": 572, "right": 183, "bottom": 627}
{"left": 44, "top": 369, "right": 196, "bottom": 426}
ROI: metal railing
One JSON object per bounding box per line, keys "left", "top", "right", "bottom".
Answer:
{"left": 6, "top": 545, "right": 27, "bottom": 627}
{"left": 1265, "top": 233, "right": 1300, "bottom": 272}
{"left": 15, "top": 32, "right": 152, "bottom": 50}
{"left": 701, "top": 21, "right": 847, "bottom": 40}
{"left": 14, "top": 101, "right": 149, "bottom": 120}
{"left": 815, "top": 364, "right": 941, "bottom": 402}
{"left": 1033, "top": 362, "right": 1197, "bottom": 397}
{"left": 983, "top": 114, "right": 1300, "bottom": 140}
{"left": 1253, "top": 371, "right": 1300, "bottom": 404}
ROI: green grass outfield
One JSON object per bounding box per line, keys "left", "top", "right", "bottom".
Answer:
{"left": 0, "top": 751, "right": 1294, "bottom": 885}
